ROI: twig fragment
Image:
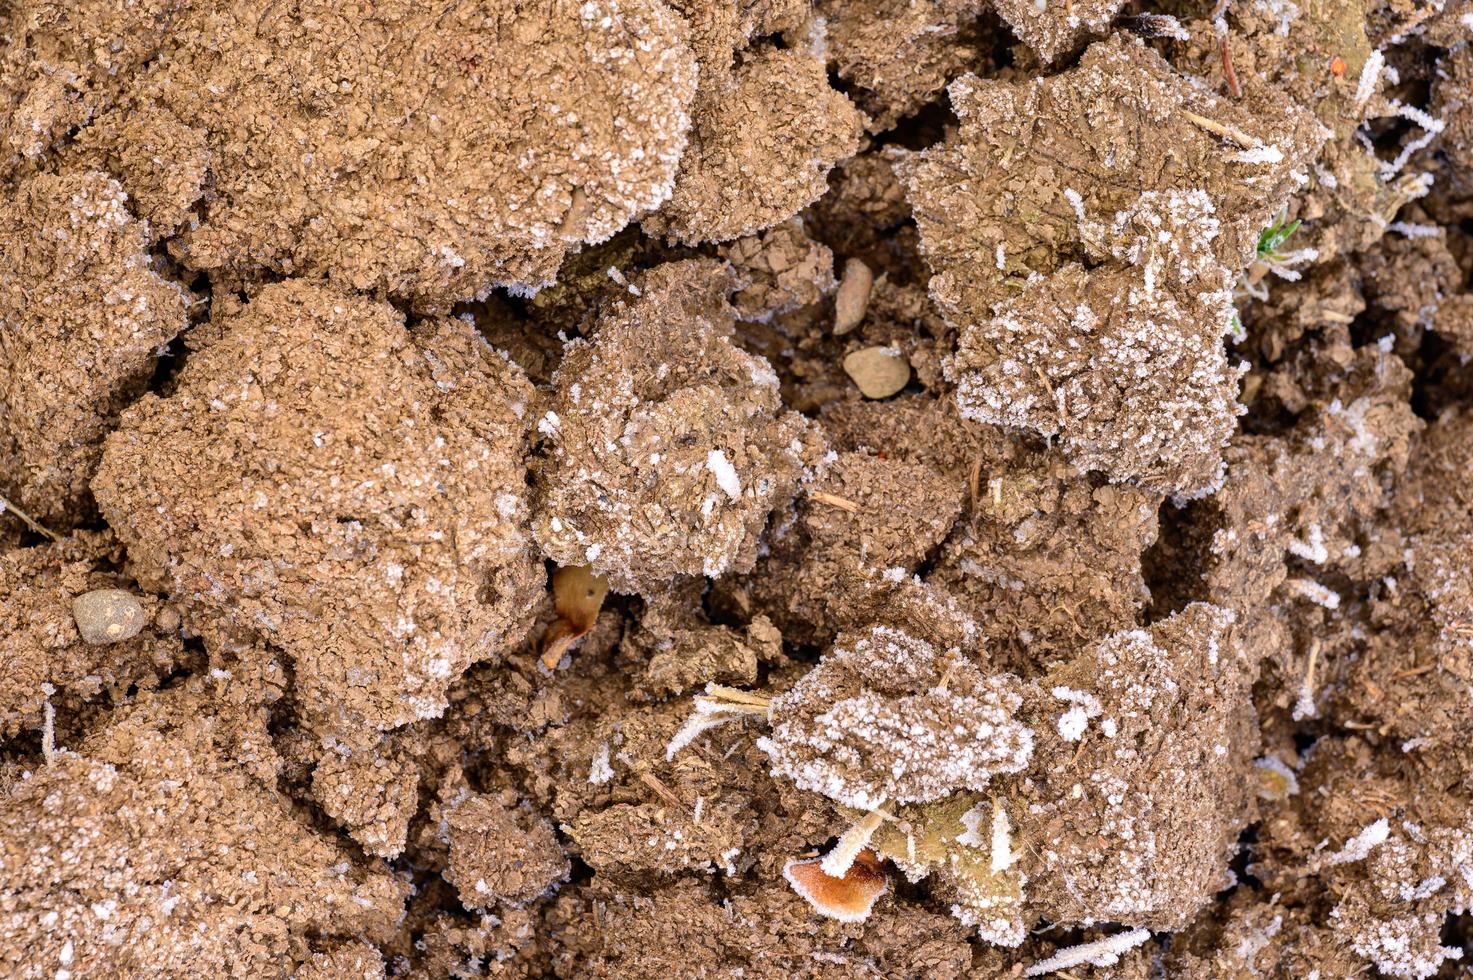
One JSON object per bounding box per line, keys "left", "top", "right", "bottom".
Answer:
{"left": 1181, "top": 109, "right": 1256, "bottom": 149}
{"left": 809, "top": 490, "right": 860, "bottom": 513}
{"left": 0, "top": 492, "right": 59, "bottom": 542}
{"left": 638, "top": 770, "right": 686, "bottom": 810}
{"left": 1220, "top": 35, "right": 1241, "bottom": 99}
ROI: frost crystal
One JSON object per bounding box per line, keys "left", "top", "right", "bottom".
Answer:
{"left": 1324, "top": 818, "right": 1391, "bottom": 867}
{"left": 706, "top": 449, "right": 743, "bottom": 500}
{"left": 1052, "top": 686, "right": 1102, "bottom": 742}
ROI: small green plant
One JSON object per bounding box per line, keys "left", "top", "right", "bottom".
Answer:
{"left": 1235, "top": 206, "right": 1316, "bottom": 318}
{"left": 1255, "top": 208, "right": 1303, "bottom": 265}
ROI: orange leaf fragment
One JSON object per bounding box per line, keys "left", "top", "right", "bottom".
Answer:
{"left": 540, "top": 565, "right": 609, "bottom": 669}
{"left": 783, "top": 848, "right": 889, "bottom": 923}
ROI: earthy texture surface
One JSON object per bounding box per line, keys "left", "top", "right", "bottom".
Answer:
{"left": 5, "top": 1, "right": 1473, "bottom": 977}
{"left": 10, "top": 0, "right": 700, "bottom": 307}
{"left": 532, "top": 260, "right": 822, "bottom": 594}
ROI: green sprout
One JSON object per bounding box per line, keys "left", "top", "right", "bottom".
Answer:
{"left": 1255, "top": 208, "right": 1303, "bottom": 265}
{"left": 1231, "top": 209, "right": 1308, "bottom": 342}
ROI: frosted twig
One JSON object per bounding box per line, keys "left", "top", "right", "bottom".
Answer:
{"left": 42, "top": 696, "right": 56, "bottom": 768}
{"left": 704, "top": 685, "right": 773, "bottom": 709}
{"left": 666, "top": 712, "right": 739, "bottom": 761}
{"left": 1264, "top": 247, "right": 1319, "bottom": 281}
{"left": 822, "top": 808, "right": 887, "bottom": 877}
{"left": 1387, "top": 222, "right": 1442, "bottom": 239}
{"left": 990, "top": 799, "right": 1015, "bottom": 873}
{"left": 667, "top": 684, "right": 772, "bottom": 760}
{"left": 1322, "top": 818, "right": 1390, "bottom": 866}
{"left": 1377, "top": 100, "right": 1445, "bottom": 180}
{"left": 637, "top": 770, "right": 686, "bottom": 810}
{"left": 1355, "top": 50, "right": 1384, "bottom": 111}
{"left": 0, "top": 493, "right": 59, "bottom": 542}
{"left": 1286, "top": 578, "right": 1340, "bottom": 611}
{"left": 1228, "top": 144, "right": 1283, "bottom": 165}
{"left": 1025, "top": 929, "right": 1152, "bottom": 976}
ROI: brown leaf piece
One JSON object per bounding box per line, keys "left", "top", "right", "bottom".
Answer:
{"left": 783, "top": 848, "right": 890, "bottom": 923}
{"left": 541, "top": 565, "right": 611, "bottom": 669}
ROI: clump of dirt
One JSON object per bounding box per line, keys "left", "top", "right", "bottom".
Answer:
{"left": 993, "top": 0, "right": 1123, "bottom": 64}
{"left": 310, "top": 745, "right": 419, "bottom": 859}
{"left": 0, "top": 1, "right": 180, "bottom": 178}
{"left": 836, "top": 603, "right": 1254, "bottom": 947}
{"left": 15, "top": 0, "right": 701, "bottom": 308}
{"left": 625, "top": 580, "right": 784, "bottom": 698}
{"left": 92, "top": 279, "right": 542, "bottom": 742}
{"left": 549, "top": 877, "right": 974, "bottom": 977}
{"left": 760, "top": 624, "right": 1033, "bottom": 809}
{"left": 0, "top": 684, "right": 407, "bottom": 978}
{"left": 0, "top": 171, "right": 190, "bottom": 527}
{"left": 8, "top": 2, "right": 1473, "bottom": 978}
{"left": 0, "top": 532, "right": 191, "bottom": 741}
{"left": 720, "top": 217, "right": 837, "bottom": 322}
{"left": 532, "top": 259, "right": 823, "bottom": 594}
{"left": 1011, "top": 604, "right": 1256, "bottom": 932}
{"left": 933, "top": 451, "right": 1161, "bottom": 671}
{"left": 722, "top": 431, "right": 966, "bottom": 646}
{"left": 818, "top": 0, "right": 993, "bottom": 131}
{"left": 900, "top": 35, "right": 1327, "bottom": 495}
{"left": 444, "top": 791, "right": 571, "bottom": 908}
{"left": 664, "top": 0, "right": 810, "bottom": 80}
{"left": 642, "top": 44, "right": 865, "bottom": 244}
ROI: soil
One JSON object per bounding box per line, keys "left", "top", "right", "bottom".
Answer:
{"left": 4, "top": 1, "right": 1473, "bottom": 978}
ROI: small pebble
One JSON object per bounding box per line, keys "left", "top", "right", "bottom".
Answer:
{"left": 72, "top": 589, "right": 146, "bottom": 645}
{"left": 843, "top": 347, "right": 911, "bottom": 399}
{"left": 154, "top": 604, "right": 183, "bottom": 633}
{"left": 833, "top": 258, "right": 874, "bottom": 336}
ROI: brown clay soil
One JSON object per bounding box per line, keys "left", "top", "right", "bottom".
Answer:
{"left": 5, "top": 1, "right": 1473, "bottom": 978}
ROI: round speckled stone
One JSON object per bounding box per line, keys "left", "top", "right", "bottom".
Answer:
{"left": 72, "top": 589, "right": 145, "bottom": 645}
